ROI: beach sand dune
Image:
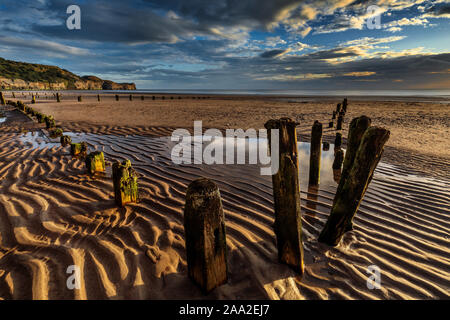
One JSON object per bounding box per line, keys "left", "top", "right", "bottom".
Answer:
{"left": 0, "top": 103, "right": 449, "bottom": 300}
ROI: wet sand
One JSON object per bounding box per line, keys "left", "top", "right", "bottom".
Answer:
{"left": 0, "top": 94, "right": 449, "bottom": 299}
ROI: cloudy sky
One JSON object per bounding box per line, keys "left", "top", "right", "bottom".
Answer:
{"left": 0, "top": 0, "right": 449, "bottom": 90}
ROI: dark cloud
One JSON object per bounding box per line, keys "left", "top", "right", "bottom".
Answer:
{"left": 260, "top": 49, "right": 288, "bottom": 58}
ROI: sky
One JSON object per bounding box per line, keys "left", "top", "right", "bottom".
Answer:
{"left": 0, "top": 0, "right": 449, "bottom": 90}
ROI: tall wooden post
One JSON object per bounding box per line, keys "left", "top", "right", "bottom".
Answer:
{"left": 342, "top": 98, "right": 348, "bottom": 113}
{"left": 184, "top": 178, "right": 228, "bottom": 293}
{"left": 97, "top": 94, "right": 101, "bottom": 102}
{"left": 334, "top": 132, "right": 342, "bottom": 150}
{"left": 129, "top": 94, "right": 133, "bottom": 101}
{"left": 115, "top": 94, "right": 119, "bottom": 101}
{"left": 0, "top": 92, "right": 5, "bottom": 105}
{"left": 112, "top": 160, "right": 138, "bottom": 206}
{"left": 332, "top": 111, "right": 336, "bottom": 120}
{"left": 309, "top": 120, "right": 322, "bottom": 186}
{"left": 335, "top": 116, "right": 372, "bottom": 202}
{"left": 264, "top": 118, "right": 304, "bottom": 275}
{"left": 336, "top": 115, "right": 343, "bottom": 130}
{"left": 319, "top": 127, "right": 390, "bottom": 246}
{"left": 332, "top": 149, "right": 344, "bottom": 170}
{"left": 336, "top": 103, "right": 341, "bottom": 114}
{"left": 56, "top": 92, "right": 61, "bottom": 102}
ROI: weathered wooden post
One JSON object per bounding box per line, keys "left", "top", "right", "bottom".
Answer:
{"left": 77, "top": 96, "right": 82, "bottom": 102}
{"left": 334, "top": 132, "right": 342, "bottom": 150}
{"left": 336, "top": 103, "right": 341, "bottom": 114}
{"left": 49, "top": 128, "right": 63, "bottom": 138}
{"left": 45, "top": 116, "right": 55, "bottom": 129}
{"left": 0, "top": 92, "right": 5, "bottom": 105}
{"left": 332, "top": 110, "right": 336, "bottom": 120}
{"left": 112, "top": 160, "right": 138, "bottom": 206}
{"left": 184, "top": 178, "right": 228, "bottom": 293}
{"left": 336, "top": 116, "right": 372, "bottom": 201}
{"left": 56, "top": 92, "right": 61, "bottom": 102}
{"left": 329, "top": 121, "right": 333, "bottom": 128}
{"left": 342, "top": 98, "right": 348, "bottom": 113}
{"left": 115, "top": 94, "right": 119, "bottom": 101}
{"left": 85, "top": 151, "right": 106, "bottom": 175}
{"left": 264, "top": 118, "right": 304, "bottom": 274}
{"left": 319, "top": 127, "right": 390, "bottom": 246}
{"left": 336, "top": 115, "right": 343, "bottom": 130}
{"left": 97, "top": 94, "right": 101, "bottom": 102}
{"left": 129, "top": 94, "right": 133, "bottom": 101}
{"left": 309, "top": 120, "right": 322, "bottom": 187}
{"left": 31, "top": 95, "right": 36, "bottom": 104}
{"left": 70, "top": 142, "right": 88, "bottom": 158}
{"left": 141, "top": 95, "right": 144, "bottom": 101}
{"left": 152, "top": 96, "right": 155, "bottom": 100}
{"left": 60, "top": 135, "right": 72, "bottom": 147}
{"left": 332, "top": 149, "right": 344, "bottom": 170}
{"left": 323, "top": 141, "right": 330, "bottom": 151}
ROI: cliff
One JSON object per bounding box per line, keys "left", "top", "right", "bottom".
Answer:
{"left": 0, "top": 57, "right": 136, "bottom": 90}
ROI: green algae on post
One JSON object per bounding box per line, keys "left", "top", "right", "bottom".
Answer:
{"left": 70, "top": 142, "right": 88, "bottom": 158}
{"left": 60, "top": 135, "right": 72, "bottom": 147}
{"left": 112, "top": 159, "right": 138, "bottom": 207}
{"left": 85, "top": 151, "right": 106, "bottom": 175}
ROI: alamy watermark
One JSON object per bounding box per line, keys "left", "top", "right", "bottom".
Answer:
{"left": 66, "top": 5, "right": 81, "bottom": 30}
{"left": 171, "top": 121, "right": 279, "bottom": 175}
{"left": 366, "top": 5, "right": 382, "bottom": 30}
{"left": 66, "top": 265, "right": 81, "bottom": 290}
{"left": 366, "top": 265, "right": 381, "bottom": 289}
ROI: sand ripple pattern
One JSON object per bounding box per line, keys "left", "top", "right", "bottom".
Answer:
{"left": 0, "top": 131, "right": 448, "bottom": 300}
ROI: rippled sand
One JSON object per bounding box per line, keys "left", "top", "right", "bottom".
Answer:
{"left": 0, "top": 111, "right": 448, "bottom": 299}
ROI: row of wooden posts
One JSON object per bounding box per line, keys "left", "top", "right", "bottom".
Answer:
{"left": 183, "top": 100, "right": 390, "bottom": 293}
{"left": 2, "top": 91, "right": 211, "bottom": 104}
{"left": 2, "top": 94, "right": 390, "bottom": 294}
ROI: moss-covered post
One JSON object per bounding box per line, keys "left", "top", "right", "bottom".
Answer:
{"left": 85, "top": 151, "right": 106, "bottom": 175}
{"left": 264, "top": 118, "right": 304, "bottom": 275}
{"left": 334, "top": 132, "right": 342, "bottom": 150}
{"left": 45, "top": 116, "right": 55, "bottom": 129}
{"left": 333, "top": 149, "right": 344, "bottom": 170}
{"left": 60, "top": 135, "right": 72, "bottom": 147}
{"left": 56, "top": 92, "right": 61, "bottom": 102}
{"left": 0, "top": 92, "right": 5, "bottom": 105}
{"left": 309, "top": 120, "right": 322, "bottom": 187}
{"left": 184, "top": 178, "right": 228, "bottom": 293}
{"left": 319, "top": 127, "right": 390, "bottom": 246}
{"left": 112, "top": 160, "right": 138, "bottom": 207}
{"left": 70, "top": 142, "right": 88, "bottom": 158}
{"left": 31, "top": 94, "right": 36, "bottom": 104}
{"left": 336, "top": 114, "right": 343, "bottom": 130}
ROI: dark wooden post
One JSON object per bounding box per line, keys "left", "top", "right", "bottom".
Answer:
{"left": 141, "top": 95, "right": 144, "bottom": 101}
{"left": 70, "top": 142, "right": 88, "bottom": 158}
{"left": 152, "top": 96, "right": 155, "bottom": 100}
{"left": 309, "top": 120, "right": 322, "bottom": 186}
{"left": 184, "top": 178, "right": 228, "bottom": 293}
{"left": 45, "top": 116, "right": 55, "bottom": 129}
{"left": 323, "top": 141, "right": 330, "bottom": 151}
{"left": 329, "top": 121, "right": 333, "bottom": 128}
{"left": 97, "top": 94, "right": 101, "bottom": 102}
{"left": 332, "top": 149, "right": 344, "bottom": 170}
{"left": 85, "top": 151, "right": 106, "bottom": 175}
{"left": 336, "top": 115, "right": 343, "bottom": 130}
{"left": 78, "top": 96, "right": 82, "bottom": 102}
{"left": 264, "top": 118, "right": 304, "bottom": 274}
{"left": 0, "top": 92, "right": 6, "bottom": 105}
{"left": 342, "top": 98, "right": 348, "bottom": 113}
{"left": 60, "top": 135, "right": 72, "bottom": 147}
{"left": 56, "top": 92, "right": 61, "bottom": 102}
{"left": 31, "top": 95, "right": 36, "bottom": 104}
{"left": 319, "top": 127, "right": 390, "bottom": 246}
{"left": 112, "top": 160, "right": 138, "bottom": 206}
{"left": 335, "top": 116, "right": 372, "bottom": 201}
{"left": 115, "top": 94, "right": 119, "bottom": 101}
{"left": 334, "top": 132, "right": 342, "bottom": 150}
{"left": 129, "top": 94, "right": 133, "bottom": 101}
{"left": 336, "top": 103, "right": 341, "bottom": 114}
{"left": 332, "top": 110, "right": 336, "bottom": 120}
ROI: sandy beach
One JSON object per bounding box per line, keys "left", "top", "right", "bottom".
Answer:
{"left": 0, "top": 93, "right": 449, "bottom": 299}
